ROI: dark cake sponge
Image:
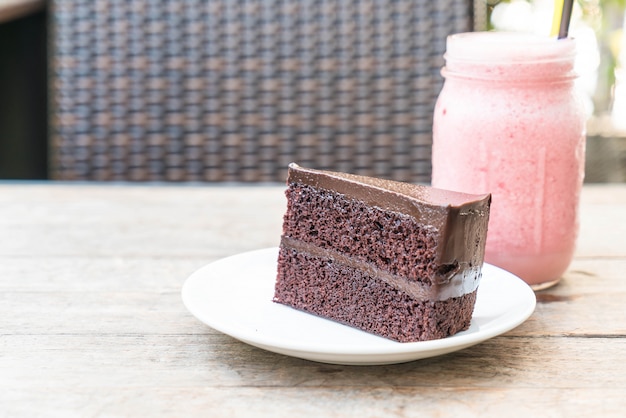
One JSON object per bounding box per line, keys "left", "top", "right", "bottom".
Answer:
{"left": 276, "top": 248, "right": 477, "bottom": 342}
{"left": 283, "top": 183, "right": 440, "bottom": 284}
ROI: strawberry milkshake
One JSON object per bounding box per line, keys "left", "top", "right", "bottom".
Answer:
{"left": 432, "top": 32, "right": 586, "bottom": 289}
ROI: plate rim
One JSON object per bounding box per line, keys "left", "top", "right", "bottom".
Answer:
{"left": 182, "top": 247, "right": 536, "bottom": 363}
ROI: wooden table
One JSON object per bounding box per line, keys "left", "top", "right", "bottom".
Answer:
{"left": 1, "top": 182, "right": 625, "bottom": 417}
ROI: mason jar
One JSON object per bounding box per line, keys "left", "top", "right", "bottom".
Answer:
{"left": 431, "top": 32, "right": 586, "bottom": 290}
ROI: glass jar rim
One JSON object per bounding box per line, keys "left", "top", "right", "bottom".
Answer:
{"left": 440, "top": 67, "right": 578, "bottom": 83}
{"left": 444, "top": 31, "right": 577, "bottom": 64}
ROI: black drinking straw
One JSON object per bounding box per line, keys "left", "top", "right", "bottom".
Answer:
{"left": 558, "top": 0, "right": 574, "bottom": 39}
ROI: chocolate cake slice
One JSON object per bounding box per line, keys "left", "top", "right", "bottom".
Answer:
{"left": 273, "top": 163, "right": 491, "bottom": 342}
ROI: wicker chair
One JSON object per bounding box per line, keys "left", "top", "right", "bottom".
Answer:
{"left": 50, "top": 0, "right": 480, "bottom": 182}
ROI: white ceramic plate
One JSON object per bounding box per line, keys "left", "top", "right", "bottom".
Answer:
{"left": 182, "top": 247, "right": 536, "bottom": 365}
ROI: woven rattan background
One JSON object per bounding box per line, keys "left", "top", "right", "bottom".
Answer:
{"left": 50, "top": 0, "right": 474, "bottom": 182}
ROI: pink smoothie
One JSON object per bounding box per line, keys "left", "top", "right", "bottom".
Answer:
{"left": 431, "top": 32, "right": 586, "bottom": 287}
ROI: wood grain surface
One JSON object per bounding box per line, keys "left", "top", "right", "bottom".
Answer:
{"left": 1, "top": 183, "right": 625, "bottom": 417}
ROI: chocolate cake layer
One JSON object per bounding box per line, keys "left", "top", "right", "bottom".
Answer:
{"left": 286, "top": 163, "right": 491, "bottom": 277}
{"left": 275, "top": 247, "right": 477, "bottom": 342}
{"left": 283, "top": 163, "right": 491, "bottom": 293}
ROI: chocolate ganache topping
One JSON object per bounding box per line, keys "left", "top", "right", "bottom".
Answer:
{"left": 285, "top": 163, "right": 491, "bottom": 298}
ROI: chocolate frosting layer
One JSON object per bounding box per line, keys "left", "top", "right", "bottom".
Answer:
{"left": 281, "top": 236, "right": 480, "bottom": 301}
{"left": 286, "top": 163, "right": 491, "bottom": 289}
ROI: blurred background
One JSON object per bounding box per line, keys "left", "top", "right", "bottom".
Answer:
{"left": 1, "top": 0, "right": 625, "bottom": 182}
